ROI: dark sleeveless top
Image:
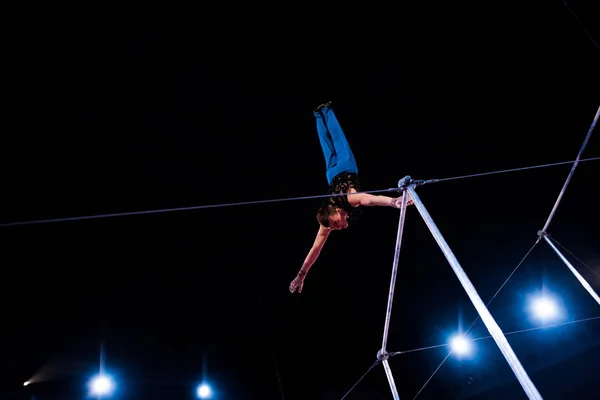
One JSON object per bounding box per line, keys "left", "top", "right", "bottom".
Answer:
{"left": 324, "top": 171, "right": 363, "bottom": 224}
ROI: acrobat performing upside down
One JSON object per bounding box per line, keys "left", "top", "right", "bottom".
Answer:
{"left": 289, "top": 102, "right": 413, "bottom": 294}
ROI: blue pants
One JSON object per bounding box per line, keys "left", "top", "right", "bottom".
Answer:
{"left": 314, "top": 106, "right": 358, "bottom": 184}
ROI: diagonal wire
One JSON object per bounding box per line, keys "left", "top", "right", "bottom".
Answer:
{"left": 429, "top": 156, "right": 600, "bottom": 184}
{"left": 1, "top": 157, "right": 599, "bottom": 227}
{"left": 464, "top": 239, "right": 541, "bottom": 334}
{"left": 412, "top": 351, "right": 452, "bottom": 400}
{"left": 563, "top": 0, "right": 600, "bottom": 52}
{"left": 0, "top": 188, "right": 397, "bottom": 227}
{"left": 406, "top": 313, "right": 600, "bottom": 399}
{"left": 339, "top": 359, "right": 381, "bottom": 400}
{"left": 474, "top": 315, "right": 600, "bottom": 341}
{"left": 546, "top": 235, "right": 600, "bottom": 279}
{"left": 388, "top": 315, "right": 600, "bottom": 357}
{"left": 410, "top": 239, "right": 540, "bottom": 399}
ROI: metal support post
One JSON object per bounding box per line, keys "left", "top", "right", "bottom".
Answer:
{"left": 378, "top": 180, "right": 409, "bottom": 400}
{"left": 381, "top": 188, "right": 409, "bottom": 352}
{"left": 382, "top": 359, "right": 400, "bottom": 400}
{"left": 539, "top": 232, "right": 600, "bottom": 306}
{"left": 407, "top": 185, "right": 543, "bottom": 400}
{"left": 540, "top": 105, "right": 599, "bottom": 234}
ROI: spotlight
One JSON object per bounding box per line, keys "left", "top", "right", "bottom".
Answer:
{"left": 88, "top": 374, "right": 115, "bottom": 397}
{"left": 450, "top": 335, "right": 473, "bottom": 356}
{"left": 530, "top": 295, "right": 559, "bottom": 321}
{"left": 196, "top": 382, "right": 212, "bottom": 399}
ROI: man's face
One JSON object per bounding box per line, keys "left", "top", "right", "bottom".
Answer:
{"left": 328, "top": 209, "right": 348, "bottom": 230}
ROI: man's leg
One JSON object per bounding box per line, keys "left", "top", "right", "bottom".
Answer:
{"left": 314, "top": 107, "right": 338, "bottom": 183}
{"left": 318, "top": 105, "right": 358, "bottom": 184}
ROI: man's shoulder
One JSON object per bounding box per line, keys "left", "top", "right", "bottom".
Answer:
{"left": 318, "top": 224, "right": 331, "bottom": 236}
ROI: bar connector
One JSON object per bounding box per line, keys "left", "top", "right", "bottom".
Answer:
{"left": 537, "top": 230, "right": 549, "bottom": 243}
{"left": 398, "top": 176, "right": 412, "bottom": 191}
{"left": 377, "top": 349, "right": 390, "bottom": 361}
{"left": 397, "top": 176, "right": 434, "bottom": 192}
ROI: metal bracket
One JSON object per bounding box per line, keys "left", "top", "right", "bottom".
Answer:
{"left": 377, "top": 349, "right": 390, "bottom": 361}
{"left": 397, "top": 175, "right": 412, "bottom": 191}
{"left": 536, "top": 230, "right": 548, "bottom": 243}
{"left": 397, "top": 176, "right": 437, "bottom": 192}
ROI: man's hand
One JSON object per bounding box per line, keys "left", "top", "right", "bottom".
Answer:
{"left": 394, "top": 196, "right": 414, "bottom": 208}
{"left": 289, "top": 274, "right": 305, "bottom": 294}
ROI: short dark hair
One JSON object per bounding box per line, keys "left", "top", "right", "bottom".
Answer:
{"left": 316, "top": 204, "right": 337, "bottom": 227}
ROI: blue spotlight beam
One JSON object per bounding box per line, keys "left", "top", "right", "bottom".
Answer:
{"left": 407, "top": 185, "right": 543, "bottom": 400}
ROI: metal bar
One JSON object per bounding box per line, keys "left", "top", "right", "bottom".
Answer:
{"left": 543, "top": 235, "right": 600, "bottom": 306}
{"left": 382, "top": 359, "right": 401, "bottom": 400}
{"left": 541, "top": 105, "right": 600, "bottom": 233}
{"left": 407, "top": 186, "right": 543, "bottom": 400}
{"left": 381, "top": 191, "right": 409, "bottom": 353}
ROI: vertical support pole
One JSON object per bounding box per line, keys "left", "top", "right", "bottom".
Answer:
{"left": 542, "top": 234, "right": 600, "bottom": 306}
{"left": 407, "top": 186, "right": 543, "bottom": 400}
{"left": 378, "top": 189, "right": 408, "bottom": 400}
{"left": 381, "top": 190, "right": 409, "bottom": 353}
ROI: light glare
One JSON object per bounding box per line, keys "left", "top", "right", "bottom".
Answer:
{"left": 89, "top": 374, "right": 115, "bottom": 397}
{"left": 531, "top": 296, "right": 559, "bottom": 320}
{"left": 197, "top": 382, "right": 212, "bottom": 399}
{"left": 450, "top": 335, "right": 472, "bottom": 356}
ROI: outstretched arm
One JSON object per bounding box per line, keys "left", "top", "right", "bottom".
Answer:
{"left": 347, "top": 192, "right": 413, "bottom": 208}
{"left": 289, "top": 225, "right": 330, "bottom": 293}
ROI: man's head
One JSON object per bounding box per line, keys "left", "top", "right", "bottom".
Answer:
{"left": 317, "top": 205, "right": 349, "bottom": 230}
